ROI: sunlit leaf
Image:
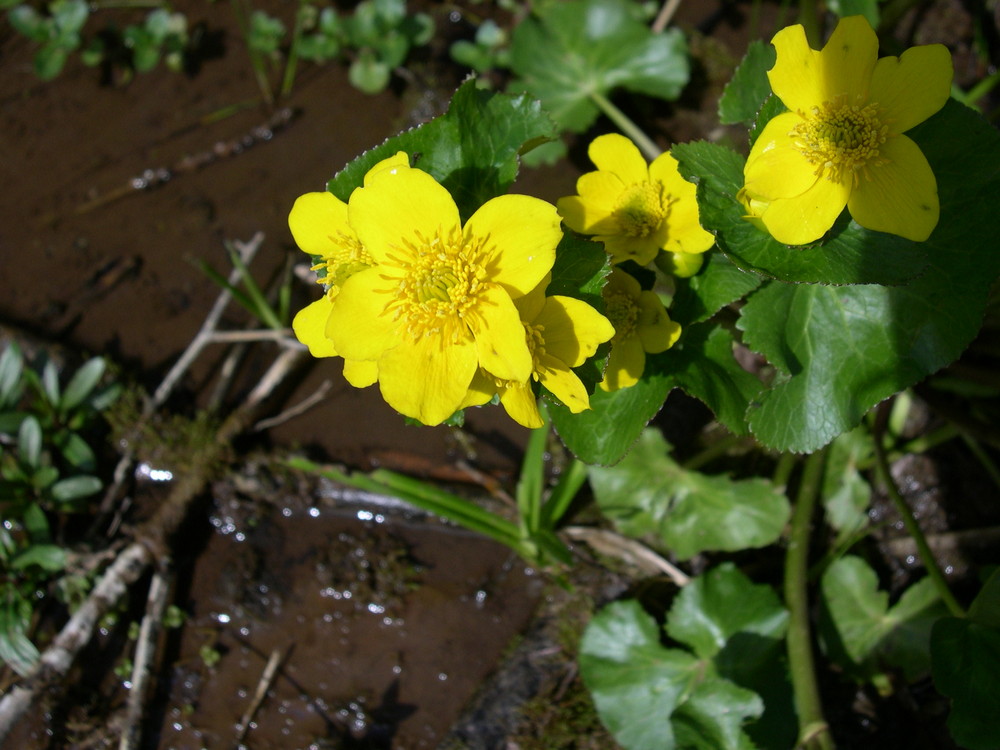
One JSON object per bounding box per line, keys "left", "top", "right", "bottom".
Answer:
{"left": 588, "top": 428, "right": 789, "bottom": 558}
{"left": 580, "top": 599, "right": 763, "bottom": 750}
{"left": 508, "top": 0, "right": 689, "bottom": 132}
{"left": 718, "top": 40, "right": 775, "bottom": 125}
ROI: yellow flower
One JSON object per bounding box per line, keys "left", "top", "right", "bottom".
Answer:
{"left": 738, "top": 16, "right": 952, "bottom": 245}
{"left": 327, "top": 163, "right": 562, "bottom": 426}
{"left": 600, "top": 268, "right": 681, "bottom": 392}
{"left": 462, "top": 281, "right": 616, "bottom": 428}
{"left": 557, "top": 133, "right": 715, "bottom": 265}
{"left": 289, "top": 151, "right": 409, "bottom": 384}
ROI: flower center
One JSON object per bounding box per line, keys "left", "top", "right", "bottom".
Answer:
{"left": 792, "top": 97, "right": 888, "bottom": 185}
{"left": 387, "top": 228, "right": 489, "bottom": 343}
{"left": 613, "top": 181, "right": 669, "bottom": 238}
{"left": 604, "top": 292, "right": 638, "bottom": 341}
{"left": 313, "top": 232, "right": 373, "bottom": 290}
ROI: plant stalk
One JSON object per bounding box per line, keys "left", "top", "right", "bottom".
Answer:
{"left": 784, "top": 448, "right": 834, "bottom": 750}
{"left": 872, "top": 435, "right": 965, "bottom": 617}
{"left": 588, "top": 91, "right": 662, "bottom": 161}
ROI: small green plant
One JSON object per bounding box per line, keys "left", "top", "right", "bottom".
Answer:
{"left": 0, "top": 342, "right": 120, "bottom": 676}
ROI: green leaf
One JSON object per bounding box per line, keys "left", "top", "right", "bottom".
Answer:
{"left": 828, "top": 0, "right": 879, "bottom": 27}
{"left": 931, "top": 616, "right": 1000, "bottom": 750}
{"left": 508, "top": 0, "right": 689, "bottom": 132}
{"left": 738, "top": 104, "right": 1000, "bottom": 451}
{"left": 580, "top": 599, "right": 762, "bottom": 750}
{"left": 57, "top": 431, "right": 96, "bottom": 471}
{"left": 672, "top": 140, "right": 928, "bottom": 285}
{"left": 718, "top": 40, "right": 775, "bottom": 126}
{"left": 547, "top": 232, "right": 611, "bottom": 310}
{"left": 821, "top": 428, "right": 872, "bottom": 538}
{"left": 820, "top": 556, "right": 946, "bottom": 680}
{"left": 0, "top": 343, "right": 24, "bottom": 408}
{"left": 655, "top": 323, "right": 762, "bottom": 436}
{"left": 34, "top": 42, "right": 71, "bottom": 80}
{"left": 8, "top": 6, "right": 48, "bottom": 42}
{"left": 60, "top": 357, "right": 104, "bottom": 412}
{"left": 10, "top": 543, "right": 66, "bottom": 572}
{"left": 550, "top": 367, "right": 672, "bottom": 466}
{"left": 968, "top": 569, "right": 1000, "bottom": 629}
{"left": 40, "top": 359, "right": 60, "bottom": 406}
{"left": 51, "top": 0, "right": 87, "bottom": 36}
{"left": 666, "top": 564, "right": 788, "bottom": 658}
{"left": 50, "top": 474, "right": 102, "bottom": 503}
{"left": 348, "top": 51, "right": 391, "bottom": 94}
{"left": 588, "top": 428, "right": 789, "bottom": 559}
{"left": 669, "top": 251, "right": 762, "bottom": 327}
{"left": 18, "top": 416, "right": 42, "bottom": 469}
{"left": 327, "top": 80, "right": 558, "bottom": 223}
{"left": 0, "top": 588, "right": 38, "bottom": 677}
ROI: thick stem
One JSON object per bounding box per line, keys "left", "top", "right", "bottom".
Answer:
{"left": 784, "top": 449, "right": 835, "bottom": 750}
{"left": 872, "top": 435, "right": 965, "bottom": 618}
{"left": 588, "top": 92, "right": 662, "bottom": 161}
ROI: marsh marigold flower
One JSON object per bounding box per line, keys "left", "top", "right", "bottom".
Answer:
{"left": 321, "top": 161, "right": 562, "bottom": 426}
{"left": 600, "top": 268, "right": 681, "bottom": 391}
{"left": 289, "top": 153, "right": 409, "bottom": 387}
{"left": 738, "top": 16, "right": 952, "bottom": 245}
{"left": 557, "top": 133, "right": 715, "bottom": 265}
{"left": 462, "top": 280, "right": 616, "bottom": 428}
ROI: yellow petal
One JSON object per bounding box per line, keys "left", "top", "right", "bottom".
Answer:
{"left": 743, "top": 113, "right": 821, "bottom": 200}
{"left": 557, "top": 171, "right": 626, "bottom": 235}
{"left": 467, "top": 284, "right": 533, "bottom": 383}
{"left": 378, "top": 332, "right": 477, "bottom": 426}
{"left": 759, "top": 172, "right": 852, "bottom": 245}
{"left": 288, "top": 192, "right": 351, "bottom": 258}
{"left": 600, "top": 335, "right": 645, "bottom": 391}
{"left": 814, "top": 15, "right": 879, "bottom": 104}
{"left": 767, "top": 24, "right": 824, "bottom": 112}
{"left": 598, "top": 232, "right": 662, "bottom": 266}
{"left": 466, "top": 194, "right": 560, "bottom": 298}
{"left": 362, "top": 151, "right": 410, "bottom": 186}
{"left": 460, "top": 370, "right": 498, "bottom": 409}
{"left": 326, "top": 267, "right": 398, "bottom": 360}
{"left": 637, "top": 292, "right": 681, "bottom": 354}
{"left": 500, "top": 382, "right": 544, "bottom": 429}
{"left": 514, "top": 276, "right": 549, "bottom": 321}
{"left": 588, "top": 133, "right": 648, "bottom": 185}
{"left": 537, "top": 354, "right": 590, "bottom": 413}
{"left": 292, "top": 296, "right": 338, "bottom": 358}
{"left": 350, "top": 167, "right": 461, "bottom": 265}
{"left": 536, "top": 296, "right": 615, "bottom": 367}
{"left": 343, "top": 359, "right": 378, "bottom": 388}
{"left": 847, "top": 135, "right": 939, "bottom": 241}
{"left": 870, "top": 44, "right": 952, "bottom": 135}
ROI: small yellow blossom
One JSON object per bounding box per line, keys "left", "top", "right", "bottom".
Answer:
{"left": 738, "top": 16, "right": 952, "bottom": 245}
{"left": 462, "top": 280, "right": 616, "bottom": 428}
{"left": 289, "top": 151, "right": 409, "bottom": 377}
{"left": 326, "top": 162, "right": 562, "bottom": 426}
{"left": 600, "top": 268, "right": 681, "bottom": 392}
{"left": 557, "top": 133, "right": 715, "bottom": 265}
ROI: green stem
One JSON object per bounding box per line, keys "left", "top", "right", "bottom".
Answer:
{"left": 280, "top": 0, "right": 308, "bottom": 98}
{"left": 772, "top": 450, "right": 797, "bottom": 489}
{"left": 588, "top": 92, "right": 662, "bottom": 161}
{"left": 682, "top": 433, "right": 744, "bottom": 471}
{"left": 962, "top": 432, "right": 1000, "bottom": 493}
{"left": 784, "top": 449, "right": 834, "bottom": 750}
{"left": 872, "top": 436, "right": 966, "bottom": 617}
{"left": 797, "top": 0, "right": 821, "bottom": 48}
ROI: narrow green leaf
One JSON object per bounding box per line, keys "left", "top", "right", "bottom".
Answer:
{"left": 60, "top": 357, "right": 105, "bottom": 411}
{"left": 57, "top": 431, "right": 96, "bottom": 471}
{"left": 588, "top": 428, "right": 789, "bottom": 559}
{"left": 0, "top": 343, "right": 24, "bottom": 407}
{"left": 41, "top": 360, "right": 60, "bottom": 406}
{"left": 0, "top": 589, "right": 39, "bottom": 677}
{"left": 18, "top": 416, "right": 42, "bottom": 469}
{"left": 10, "top": 543, "right": 67, "bottom": 572}
{"left": 50, "top": 474, "right": 102, "bottom": 502}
